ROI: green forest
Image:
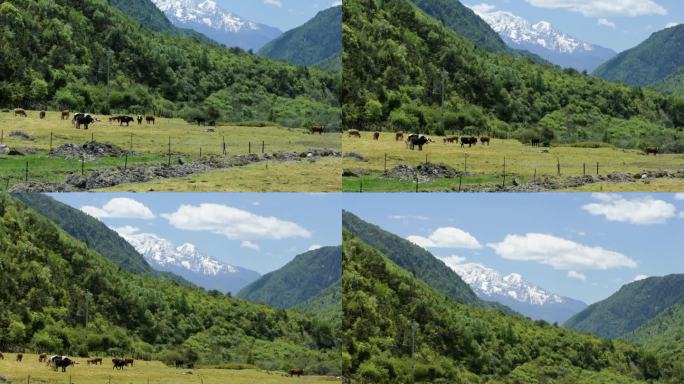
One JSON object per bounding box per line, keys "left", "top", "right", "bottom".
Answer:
{"left": 342, "top": 0, "right": 684, "bottom": 152}
{"left": 0, "top": 0, "right": 340, "bottom": 128}
{"left": 342, "top": 230, "right": 684, "bottom": 383}
{"left": 0, "top": 193, "right": 340, "bottom": 375}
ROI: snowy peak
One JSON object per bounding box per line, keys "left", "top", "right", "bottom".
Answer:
{"left": 117, "top": 230, "right": 237, "bottom": 276}
{"left": 152, "top": 0, "right": 259, "bottom": 33}
{"left": 449, "top": 263, "right": 565, "bottom": 306}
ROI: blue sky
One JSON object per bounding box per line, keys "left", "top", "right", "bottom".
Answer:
{"left": 218, "top": 0, "right": 340, "bottom": 31}
{"left": 467, "top": 0, "right": 684, "bottom": 52}
{"left": 50, "top": 193, "right": 341, "bottom": 275}
{"left": 343, "top": 193, "right": 684, "bottom": 304}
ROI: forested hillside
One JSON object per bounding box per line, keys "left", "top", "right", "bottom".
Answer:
{"left": 565, "top": 275, "right": 684, "bottom": 339}
{"left": 259, "top": 6, "right": 342, "bottom": 70}
{"left": 238, "top": 246, "right": 341, "bottom": 309}
{"left": 622, "top": 298, "right": 684, "bottom": 365}
{"left": 342, "top": 231, "right": 679, "bottom": 383}
{"left": 0, "top": 0, "right": 340, "bottom": 128}
{"left": 594, "top": 25, "right": 684, "bottom": 87}
{"left": 294, "top": 279, "right": 342, "bottom": 325}
{"left": 651, "top": 67, "right": 684, "bottom": 97}
{"left": 342, "top": 0, "right": 684, "bottom": 152}
{"left": 0, "top": 194, "right": 339, "bottom": 374}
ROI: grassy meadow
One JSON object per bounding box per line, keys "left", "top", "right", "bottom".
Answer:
{"left": 342, "top": 131, "right": 684, "bottom": 192}
{"left": 0, "top": 110, "right": 340, "bottom": 191}
{"left": 0, "top": 353, "right": 339, "bottom": 384}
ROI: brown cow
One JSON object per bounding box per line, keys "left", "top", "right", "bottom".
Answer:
{"left": 395, "top": 131, "right": 404, "bottom": 141}
{"left": 16, "top": 353, "right": 23, "bottom": 362}
{"left": 0, "top": 352, "right": 4, "bottom": 360}
{"left": 310, "top": 125, "right": 324, "bottom": 135}
{"left": 373, "top": 131, "right": 380, "bottom": 140}
{"left": 61, "top": 110, "right": 70, "bottom": 120}
{"left": 480, "top": 136, "right": 491, "bottom": 146}
{"left": 443, "top": 136, "right": 458, "bottom": 144}
{"left": 39, "top": 353, "right": 47, "bottom": 363}
{"left": 348, "top": 129, "right": 361, "bottom": 138}
{"left": 125, "top": 358, "right": 134, "bottom": 367}
{"left": 145, "top": 115, "right": 155, "bottom": 125}
{"left": 289, "top": 368, "right": 304, "bottom": 377}
{"left": 40, "top": 111, "right": 46, "bottom": 119}
{"left": 645, "top": 147, "right": 658, "bottom": 156}
{"left": 14, "top": 108, "right": 27, "bottom": 117}
{"left": 87, "top": 358, "right": 103, "bottom": 366}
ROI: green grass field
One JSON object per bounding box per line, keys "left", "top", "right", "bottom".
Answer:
{"left": 0, "top": 110, "right": 340, "bottom": 191}
{"left": 342, "top": 132, "right": 684, "bottom": 192}
{"left": 0, "top": 353, "right": 339, "bottom": 384}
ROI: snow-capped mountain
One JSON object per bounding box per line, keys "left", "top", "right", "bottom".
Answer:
{"left": 152, "top": 0, "right": 281, "bottom": 50}
{"left": 448, "top": 262, "right": 587, "bottom": 323}
{"left": 470, "top": 8, "right": 616, "bottom": 72}
{"left": 117, "top": 229, "right": 260, "bottom": 294}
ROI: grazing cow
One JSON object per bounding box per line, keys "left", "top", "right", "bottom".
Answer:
{"left": 530, "top": 137, "right": 541, "bottom": 147}
{"left": 395, "top": 131, "right": 404, "bottom": 141}
{"left": 53, "top": 357, "right": 76, "bottom": 372}
{"left": 16, "top": 353, "right": 23, "bottom": 362}
{"left": 310, "top": 125, "right": 324, "bottom": 135}
{"left": 87, "top": 358, "right": 103, "bottom": 366}
{"left": 480, "top": 136, "right": 491, "bottom": 146}
{"left": 14, "top": 108, "right": 27, "bottom": 117}
{"left": 348, "top": 129, "right": 361, "bottom": 138}
{"left": 125, "top": 358, "right": 134, "bottom": 367}
{"left": 645, "top": 146, "right": 658, "bottom": 156}
{"left": 373, "top": 131, "right": 380, "bottom": 140}
{"left": 406, "top": 134, "right": 432, "bottom": 151}
{"left": 112, "top": 358, "right": 126, "bottom": 370}
{"left": 109, "top": 116, "right": 121, "bottom": 123}
{"left": 40, "top": 111, "right": 46, "bottom": 119}
{"left": 289, "top": 368, "right": 304, "bottom": 377}
{"left": 145, "top": 115, "right": 155, "bottom": 125}
{"left": 460, "top": 137, "right": 478, "bottom": 148}
{"left": 175, "top": 360, "right": 184, "bottom": 369}
{"left": 137, "top": 115, "right": 143, "bottom": 125}
{"left": 117, "top": 116, "right": 134, "bottom": 126}
{"left": 194, "top": 117, "right": 206, "bottom": 126}
{"left": 74, "top": 114, "right": 95, "bottom": 130}
{"left": 39, "top": 353, "right": 48, "bottom": 363}
{"left": 0, "top": 352, "right": 4, "bottom": 360}
{"left": 443, "top": 136, "right": 458, "bottom": 144}
{"left": 61, "top": 110, "right": 70, "bottom": 120}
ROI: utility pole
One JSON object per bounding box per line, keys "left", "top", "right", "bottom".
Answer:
{"left": 440, "top": 70, "right": 447, "bottom": 134}
{"left": 106, "top": 50, "right": 113, "bottom": 113}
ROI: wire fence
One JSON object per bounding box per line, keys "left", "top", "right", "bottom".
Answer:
{"left": 5, "top": 374, "right": 209, "bottom": 384}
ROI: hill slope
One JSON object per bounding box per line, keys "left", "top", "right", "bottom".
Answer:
{"left": 259, "top": 6, "right": 342, "bottom": 68}
{"left": 342, "top": 0, "right": 684, "bottom": 151}
{"left": 343, "top": 231, "right": 668, "bottom": 383}
{"left": 650, "top": 67, "right": 684, "bottom": 97}
{"left": 0, "top": 194, "right": 338, "bottom": 373}
{"left": 293, "top": 279, "right": 342, "bottom": 324}
{"left": 565, "top": 275, "right": 684, "bottom": 339}
{"left": 594, "top": 25, "right": 684, "bottom": 87}
{"left": 0, "top": 0, "right": 339, "bottom": 128}
{"left": 238, "top": 246, "right": 341, "bottom": 309}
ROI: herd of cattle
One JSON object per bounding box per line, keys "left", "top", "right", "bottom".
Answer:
{"left": 11, "top": 108, "right": 156, "bottom": 130}
{"left": 347, "top": 129, "right": 492, "bottom": 151}
{"left": 0, "top": 352, "right": 137, "bottom": 373}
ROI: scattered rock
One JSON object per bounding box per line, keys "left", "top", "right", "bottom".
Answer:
{"left": 9, "top": 181, "right": 79, "bottom": 192}
{"left": 343, "top": 152, "right": 367, "bottom": 162}
{"left": 8, "top": 130, "right": 32, "bottom": 140}
{"left": 342, "top": 168, "right": 370, "bottom": 177}
{"left": 50, "top": 141, "right": 124, "bottom": 160}
{"left": 0, "top": 144, "right": 9, "bottom": 154}
{"left": 385, "top": 163, "right": 465, "bottom": 182}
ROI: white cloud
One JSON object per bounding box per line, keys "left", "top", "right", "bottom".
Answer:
{"left": 439, "top": 255, "right": 468, "bottom": 269}
{"left": 308, "top": 244, "right": 323, "bottom": 251}
{"left": 665, "top": 22, "right": 679, "bottom": 28}
{"left": 113, "top": 225, "right": 140, "bottom": 235}
{"left": 488, "top": 233, "right": 637, "bottom": 270}
{"left": 567, "top": 270, "right": 587, "bottom": 280}
{"left": 389, "top": 214, "right": 430, "bottom": 221}
{"left": 582, "top": 194, "right": 677, "bottom": 225}
{"left": 469, "top": 2, "right": 497, "bottom": 13}
{"left": 240, "top": 241, "right": 260, "bottom": 251}
{"left": 633, "top": 274, "right": 649, "bottom": 282}
{"left": 263, "top": 0, "right": 282, "bottom": 7}
{"left": 162, "top": 204, "right": 311, "bottom": 240}
{"left": 81, "top": 198, "right": 155, "bottom": 220}
{"left": 332, "top": 0, "right": 342, "bottom": 6}
{"left": 597, "top": 18, "right": 616, "bottom": 28}
{"left": 675, "top": 193, "right": 684, "bottom": 200}
{"left": 525, "top": 0, "right": 667, "bottom": 17}
{"left": 407, "top": 227, "right": 482, "bottom": 249}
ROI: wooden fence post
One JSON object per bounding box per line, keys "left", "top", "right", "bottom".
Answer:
{"left": 425, "top": 153, "right": 428, "bottom": 164}
{"left": 458, "top": 175, "right": 462, "bottom": 192}
{"left": 222, "top": 136, "right": 226, "bottom": 156}
{"left": 248, "top": 141, "right": 252, "bottom": 154}
{"left": 502, "top": 157, "right": 506, "bottom": 188}
{"left": 167, "top": 136, "right": 171, "bottom": 167}
{"left": 384, "top": 153, "right": 387, "bottom": 174}
{"left": 359, "top": 179, "right": 363, "bottom": 193}
{"left": 1, "top": 129, "right": 3, "bottom": 144}
{"left": 464, "top": 153, "right": 468, "bottom": 173}
{"left": 50, "top": 131, "right": 53, "bottom": 151}
{"left": 533, "top": 168, "right": 537, "bottom": 182}
{"left": 200, "top": 147, "right": 202, "bottom": 158}
{"left": 415, "top": 173, "right": 418, "bottom": 193}
{"left": 583, "top": 163, "right": 586, "bottom": 176}
{"left": 556, "top": 157, "right": 561, "bottom": 177}
{"left": 262, "top": 141, "right": 265, "bottom": 154}
{"left": 597, "top": 162, "right": 599, "bottom": 175}
{"left": 81, "top": 155, "right": 85, "bottom": 176}
{"left": 129, "top": 133, "right": 133, "bottom": 152}
{"left": 91, "top": 132, "right": 94, "bottom": 143}
{"left": 25, "top": 161, "right": 28, "bottom": 182}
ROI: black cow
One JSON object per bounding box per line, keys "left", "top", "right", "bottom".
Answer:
{"left": 53, "top": 357, "right": 76, "bottom": 372}
{"left": 406, "top": 134, "right": 432, "bottom": 151}
{"left": 460, "top": 136, "right": 478, "bottom": 148}
{"left": 74, "top": 114, "right": 95, "bottom": 130}
{"left": 117, "top": 116, "right": 134, "bottom": 126}
{"left": 137, "top": 115, "right": 143, "bottom": 125}
{"left": 175, "top": 360, "right": 184, "bottom": 369}
{"left": 112, "top": 358, "right": 126, "bottom": 370}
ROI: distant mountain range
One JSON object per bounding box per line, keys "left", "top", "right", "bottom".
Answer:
{"left": 151, "top": 0, "right": 282, "bottom": 50}
{"left": 448, "top": 262, "right": 586, "bottom": 323}
{"left": 470, "top": 7, "right": 616, "bottom": 72}
{"left": 117, "top": 229, "right": 260, "bottom": 294}
{"left": 259, "top": 6, "right": 342, "bottom": 70}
